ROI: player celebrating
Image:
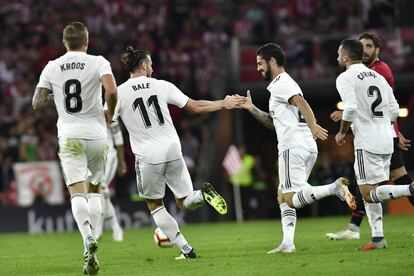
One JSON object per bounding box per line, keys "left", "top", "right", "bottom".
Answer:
{"left": 95, "top": 109, "right": 126, "bottom": 242}
{"left": 114, "top": 46, "right": 244, "bottom": 260}
{"left": 236, "top": 43, "right": 356, "bottom": 253}
{"left": 326, "top": 33, "right": 413, "bottom": 248}
{"left": 333, "top": 38, "right": 414, "bottom": 250}
{"left": 32, "top": 22, "right": 117, "bottom": 274}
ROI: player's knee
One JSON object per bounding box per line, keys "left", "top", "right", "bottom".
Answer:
{"left": 360, "top": 191, "right": 373, "bottom": 202}
{"left": 277, "top": 190, "right": 285, "bottom": 204}
{"left": 285, "top": 199, "right": 295, "bottom": 208}
{"left": 146, "top": 199, "right": 164, "bottom": 212}
{"left": 88, "top": 183, "right": 101, "bottom": 193}
{"left": 175, "top": 198, "right": 185, "bottom": 210}
{"left": 390, "top": 166, "right": 406, "bottom": 182}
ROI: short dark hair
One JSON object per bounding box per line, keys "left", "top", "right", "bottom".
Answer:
{"left": 359, "top": 32, "right": 381, "bottom": 48}
{"left": 121, "top": 46, "right": 150, "bottom": 73}
{"left": 256, "top": 43, "right": 285, "bottom": 67}
{"left": 63, "top": 22, "right": 88, "bottom": 50}
{"left": 340, "top": 39, "right": 363, "bottom": 61}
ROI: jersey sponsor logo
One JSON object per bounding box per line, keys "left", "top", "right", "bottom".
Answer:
{"left": 132, "top": 83, "right": 150, "bottom": 91}
{"left": 357, "top": 71, "right": 377, "bottom": 80}
{"left": 60, "top": 62, "right": 85, "bottom": 71}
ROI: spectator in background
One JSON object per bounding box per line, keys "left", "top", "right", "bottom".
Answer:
{"left": 19, "top": 121, "right": 39, "bottom": 162}
{"left": 228, "top": 145, "right": 256, "bottom": 219}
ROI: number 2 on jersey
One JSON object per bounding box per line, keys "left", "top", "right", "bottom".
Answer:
{"left": 133, "top": 95, "right": 165, "bottom": 128}
{"left": 367, "top": 85, "right": 383, "bottom": 118}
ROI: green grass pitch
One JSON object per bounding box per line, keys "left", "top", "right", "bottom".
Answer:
{"left": 0, "top": 216, "right": 412, "bottom": 275}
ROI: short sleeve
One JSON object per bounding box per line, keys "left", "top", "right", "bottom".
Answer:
{"left": 97, "top": 56, "right": 113, "bottom": 78}
{"left": 270, "top": 79, "right": 302, "bottom": 103}
{"left": 162, "top": 81, "right": 189, "bottom": 108}
{"left": 36, "top": 62, "right": 53, "bottom": 91}
{"left": 336, "top": 72, "right": 357, "bottom": 122}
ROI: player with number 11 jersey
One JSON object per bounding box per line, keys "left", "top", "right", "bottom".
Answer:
{"left": 115, "top": 75, "right": 187, "bottom": 164}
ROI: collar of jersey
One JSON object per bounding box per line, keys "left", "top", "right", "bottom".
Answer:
{"left": 65, "top": 51, "right": 87, "bottom": 55}
{"left": 267, "top": 72, "right": 284, "bottom": 91}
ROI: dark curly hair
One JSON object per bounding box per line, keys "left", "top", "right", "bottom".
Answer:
{"left": 359, "top": 32, "right": 381, "bottom": 48}
{"left": 121, "top": 46, "right": 150, "bottom": 73}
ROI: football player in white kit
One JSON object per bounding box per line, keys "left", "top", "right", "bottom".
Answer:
{"left": 32, "top": 22, "right": 117, "bottom": 274}
{"left": 95, "top": 109, "right": 126, "bottom": 242}
{"left": 114, "top": 46, "right": 244, "bottom": 260}
{"left": 236, "top": 43, "right": 356, "bottom": 253}
{"left": 334, "top": 38, "right": 414, "bottom": 250}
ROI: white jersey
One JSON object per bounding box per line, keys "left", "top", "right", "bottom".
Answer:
{"left": 36, "top": 51, "right": 113, "bottom": 139}
{"left": 336, "top": 64, "right": 399, "bottom": 154}
{"left": 114, "top": 76, "right": 189, "bottom": 164}
{"left": 268, "top": 72, "right": 317, "bottom": 153}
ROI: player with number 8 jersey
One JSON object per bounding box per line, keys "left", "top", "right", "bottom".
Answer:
{"left": 33, "top": 22, "right": 117, "bottom": 274}
{"left": 36, "top": 45, "right": 112, "bottom": 139}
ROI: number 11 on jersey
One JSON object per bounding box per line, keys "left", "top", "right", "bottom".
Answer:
{"left": 133, "top": 95, "right": 165, "bottom": 128}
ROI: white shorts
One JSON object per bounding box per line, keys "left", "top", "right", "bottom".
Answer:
{"left": 354, "top": 149, "right": 391, "bottom": 185}
{"left": 278, "top": 148, "right": 317, "bottom": 193}
{"left": 103, "top": 148, "right": 118, "bottom": 187}
{"left": 135, "top": 157, "right": 193, "bottom": 200}
{"left": 58, "top": 137, "right": 108, "bottom": 186}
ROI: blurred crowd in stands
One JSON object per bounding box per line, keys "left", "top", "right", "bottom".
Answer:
{"left": 0, "top": 0, "right": 410, "bottom": 209}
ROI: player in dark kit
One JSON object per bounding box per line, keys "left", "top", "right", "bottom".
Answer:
{"left": 326, "top": 33, "right": 413, "bottom": 250}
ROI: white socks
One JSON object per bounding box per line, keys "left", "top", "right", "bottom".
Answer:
{"left": 71, "top": 193, "right": 91, "bottom": 242}
{"left": 151, "top": 206, "right": 192, "bottom": 254}
{"left": 183, "top": 190, "right": 204, "bottom": 211}
{"left": 103, "top": 195, "right": 122, "bottom": 232}
{"left": 87, "top": 193, "right": 103, "bottom": 239}
{"left": 292, "top": 183, "right": 336, "bottom": 208}
{"left": 280, "top": 203, "right": 296, "bottom": 246}
{"left": 370, "top": 185, "right": 411, "bottom": 203}
{"left": 364, "top": 201, "right": 384, "bottom": 238}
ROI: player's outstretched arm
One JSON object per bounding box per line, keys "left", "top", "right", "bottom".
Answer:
{"left": 32, "top": 87, "right": 54, "bottom": 111}
{"left": 237, "top": 90, "right": 274, "bottom": 129}
{"left": 289, "top": 95, "right": 328, "bottom": 140}
{"left": 184, "top": 95, "right": 245, "bottom": 114}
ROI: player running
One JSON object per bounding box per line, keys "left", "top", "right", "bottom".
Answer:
{"left": 326, "top": 33, "right": 413, "bottom": 249}
{"left": 235, "top": 43, "right": 356, "bottom": 254}
{"left": 333, "top": 38, "right": 414, "bottom": 250}
{"left": 114, "top": 46, "right": 244, "bottom": 260}
{"left": 33, "top": 22, "right": 117, "bottom": 274}
{"left": 95, "top": 108, "right": 126, "bottom": 242}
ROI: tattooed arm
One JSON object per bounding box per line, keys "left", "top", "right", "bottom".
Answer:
{"left": 238, "top": 90, "right": 274, "bottom": 129}
{"left": 32, "top": 87, "right": 54, "bottom": 111}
